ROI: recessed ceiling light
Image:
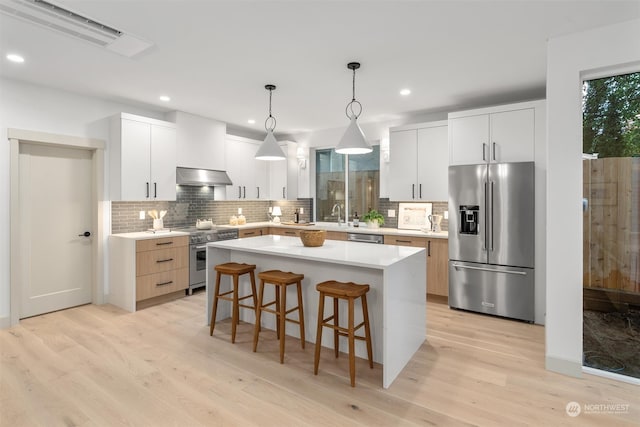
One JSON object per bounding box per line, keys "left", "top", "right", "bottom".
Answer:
{"left": 159, "top": 95, "right": 170, "bottom": 102}
{"left": 6, "top": 53, "right": 25, "bottom": 63}
{"left": 247, "top": 119, "right": 256, "bottom": 124}
{"left": 400, "top": 88, "right": 411, "bottom": 96}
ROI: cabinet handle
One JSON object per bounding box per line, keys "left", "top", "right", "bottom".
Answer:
{"left": 396, "top": 239, "right": 412, "bottom": 244}
{"left": 156, "top": 280, "right": 173, "bottom": 286}
{"left": 146, "top": 182, "right": 150, "bottom": 198}
{"left": 156, "top": 258, "right": 174, "bottom": 263}
{"left": 412, "top": 184, "right": 415, "bottom": 199}
{"left": 156, "top": 241, "right": 173, "bottom": 246}
{"left": 257, "top": 187, "right": 260, "bottom": 199}
{"left": 492, "top": 142, "right": 496, "bottom": 161}
{"left": 285, "top": 231, "right": 296, "bottom": 235}
{"left": 427, "top": 240, "right": 431, "bottom": 257}
{"left": 238, "top": 186, "right": 242, "bottom": 198}
{"left": 283, "top": 187, "right": 286, "bottom": 199}
{"left": 482, "top": 143, "right": 487, "bottom": 161}
{"left": 245, "top": 231, "right": 256, "bottom": 236}
{"left": 419, "top": 184, "right": 422, "bottom": 199}
{"left": 243, "top": 186, "right": 246, "bottom": 198}
{"left": 154, "top": 182, "right": 157, "bottom": 198}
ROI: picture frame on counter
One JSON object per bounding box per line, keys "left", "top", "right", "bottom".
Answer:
{"left": 398, "top": 202, "right": 433, "bottom": 230}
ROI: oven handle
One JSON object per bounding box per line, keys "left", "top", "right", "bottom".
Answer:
{"left": 193, "top": 245, "right": 207, "bottom": 250}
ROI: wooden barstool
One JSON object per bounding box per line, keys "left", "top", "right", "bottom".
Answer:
{"left": 209, "top": 262, "right": 258, "bottom": 343}
{"left": 253, "top": 270, "right": 305, "bottom": 364}
{"left": 314, "top": 280, "right": 373, "bottom": 387}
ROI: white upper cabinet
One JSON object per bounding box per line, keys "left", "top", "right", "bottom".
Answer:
{"left": 225, "top": 135, "right": 268, "bottom": 200}
{"left": 110, "top": 113, "right": 176, "bottom": 201}
{"left": 268, "top": 141, "right": 298, "bottom": 200}
{"left": 449, "top": 100, "right": 542, "bottom": 165}
{"left": 165, "top": 111, "right": 226, "bottom": 170}
{"left": 388, "top": 120, "right": 448, "bottom": 201}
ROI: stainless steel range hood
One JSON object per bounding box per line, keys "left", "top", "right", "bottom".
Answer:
{"left": 176, "top": 167, "right": 233, "bottom": 186}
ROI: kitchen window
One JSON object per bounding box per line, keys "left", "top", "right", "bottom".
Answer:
{"left": 315, "top": 146, "right": 379, "bottom": 223}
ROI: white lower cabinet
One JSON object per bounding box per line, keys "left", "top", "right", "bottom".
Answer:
{"left": 109, "top": 234, "right": 189, "bottom": 312}
{"left": 388, "top": 120, "right": 448, "bottom": 201}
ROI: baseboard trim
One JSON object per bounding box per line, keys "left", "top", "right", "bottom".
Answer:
{"left": 546, "top": 355, "right": 583, "bottom": 378}
{"left": 0, "top": 315, "right": 10, "bottom": 329}
{"left": 583, "top": 366, "right": 640, "bottom": 385}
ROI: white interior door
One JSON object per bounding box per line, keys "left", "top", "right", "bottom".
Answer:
{"left": 19, "top": 143, "right": 93, "bottom": 318}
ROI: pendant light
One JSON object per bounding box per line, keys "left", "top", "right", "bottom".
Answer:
{"left": 255, "top": 84, "right": 286, "bottom": 161}
{"left": 335, "top": 62, "right": 372, "bottom": 155}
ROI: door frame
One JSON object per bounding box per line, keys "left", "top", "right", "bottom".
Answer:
{"left": 9, "top": 128, "right": 105, "bottom": 326}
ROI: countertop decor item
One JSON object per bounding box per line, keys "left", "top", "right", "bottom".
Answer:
{"left": 398, "top": 203, "right": 432, "bottom": 230}
{"left": 271, "top": 206, "right": 282, "bottom": 223}
{"left": 362, "top": 209, "right": 385, "bottom": 228}
{"left": 335, "top": 62, "right": 372, "bottom": 155}
{"left": 196, "top": 219, "right": 213, "bottom": 229}
{"left": 255, "top": 84, "right": 286, "bottom": 161}
{"left": 299, "top": 230, "right": 326, "bottom": 247}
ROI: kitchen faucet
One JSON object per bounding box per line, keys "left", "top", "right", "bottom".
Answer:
{"left": 331, "top": 203, "right": 343, "bottom": 226}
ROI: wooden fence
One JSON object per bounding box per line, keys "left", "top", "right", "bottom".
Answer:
{"left": 583, "top": 157, "right": 640, "bottom": 296}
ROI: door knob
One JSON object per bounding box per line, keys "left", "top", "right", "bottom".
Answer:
{"left": 78, "top": 231, "right": 91, "bottom": 237}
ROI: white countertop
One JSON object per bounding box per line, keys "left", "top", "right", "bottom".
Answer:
{"left": 110, "top": 230, "right": 190, "bottom": 240}
{"left": 220, "top": 221, "right": 449, "bottom": 239}
{"left": 207, "top": 234, "right": 425, "bottom": 269}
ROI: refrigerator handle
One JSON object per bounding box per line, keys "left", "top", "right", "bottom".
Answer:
{"left": 451, "top": 263, "right": 527, "bottom": 276}
{"left": 490, "top": 180, "right": 495, "bottom": 251}
{"left": 483, "top": 181, "right": 488, "bottom": 251}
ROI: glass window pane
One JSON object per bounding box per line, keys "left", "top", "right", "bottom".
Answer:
{"left": 315, "top": 149, "right": 345, "bottom": 223}
{"left": 348, "top": 145, "right": 380, "bottom": 220}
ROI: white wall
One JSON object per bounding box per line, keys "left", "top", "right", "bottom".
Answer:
{"left": 0, "top": 78, "right": 164, "bottom": 325}
{"left": 545, "top": 19, "right": 640, "bottom": 376}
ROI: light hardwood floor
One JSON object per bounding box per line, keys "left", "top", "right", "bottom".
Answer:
{"left": 1, "top": 293, "right": 638, "bottom": 426}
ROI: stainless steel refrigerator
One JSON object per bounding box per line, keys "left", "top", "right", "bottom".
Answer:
{"left": 448, "top": 162, "right": 535, "bottom": 322}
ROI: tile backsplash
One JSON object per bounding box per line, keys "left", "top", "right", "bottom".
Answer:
{"left": 111, "top": 186, "right": 313, "bottom": 233}
{"left": 111, "top": 188, "right": 447, "bottom": 234}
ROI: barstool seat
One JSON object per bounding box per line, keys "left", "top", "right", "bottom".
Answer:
{"left": 314, "top": 280, "right": 373, "bottom": 387}
{"left": 253, "top": 270, "right": 305, "bottom": 364}
{"left": 210, "top": 262, "right": 258, "bottom": 343}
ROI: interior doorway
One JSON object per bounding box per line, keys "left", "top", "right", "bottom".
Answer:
{"left": 9, "top": 129, "right": 105, "bottom": 324}
{"left": 582, "top": 72, "right": 640, "bottom": 380}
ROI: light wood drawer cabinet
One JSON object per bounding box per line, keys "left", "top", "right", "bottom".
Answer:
{"left": 384, "top": 235, "right": 449, "bottom": 297}
{"left": 239, "top": 227, "right": 270, "bottom": 238}
{"left": 109, "top": 234, "right": 189, "bottom": 312}
{"left": 325, "top": 231, "right": 347, "bottom": 241}
{"left": 384, "top": 235, "right": 426, "bottom": 247}
{"left": 135, "top": 235, "right": 188, "bottom": 302}
{"left": 270, "top": 227, "right": 299, "bottom": 237}
{"left": 136, "top": 268, "right": 188, "bottom": 301}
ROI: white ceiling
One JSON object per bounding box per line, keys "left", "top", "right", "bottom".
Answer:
{"left": 1, "top": 0, "right": 639, "bottom": 136}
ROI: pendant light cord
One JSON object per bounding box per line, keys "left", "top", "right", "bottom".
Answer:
{"left": 345, "top": 63, "right": 362, "bottom": 119}
{"left": 265, "top": 84, "right": 277, "bottom": 132}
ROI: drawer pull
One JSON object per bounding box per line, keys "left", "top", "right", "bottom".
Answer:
{"left": 285, "top": 231, "right": 296, "bottom": 235}
{"left": 396, "top": 239, "right": 412, "bottom": 243}
{"left": 245, "top": 232, "right": 256, "bottom": 236}
{"left": 157, "top": 280, "right": 173, "bottom": 286}
{"left": 156, "top": 241, "right": 173, "bottom": 246}
{"left": 156, "top": 258, "right": 174, "bottom": 263}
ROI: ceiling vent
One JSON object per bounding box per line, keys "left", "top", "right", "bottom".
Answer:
{"left": 0, "top": 0, "right": 153, "bottom": 58}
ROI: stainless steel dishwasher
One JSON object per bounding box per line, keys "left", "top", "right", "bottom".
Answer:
{"left": 346, "top": 233, "right": 384, "bottom": 244}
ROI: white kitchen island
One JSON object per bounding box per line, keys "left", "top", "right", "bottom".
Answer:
{"left": 206, "top": 234, "right": 426, "bottom": 388}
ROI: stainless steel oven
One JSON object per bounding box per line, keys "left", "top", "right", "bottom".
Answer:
{"left": 182, "top": 227, "right": 239, "bottom": 294}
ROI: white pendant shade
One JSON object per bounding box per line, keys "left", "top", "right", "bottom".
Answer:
{"left": 255, "top": 130, "right": 286, "bottom": 160}
{"left": 335, "top": 116, "right": 372, "bottom": 154}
